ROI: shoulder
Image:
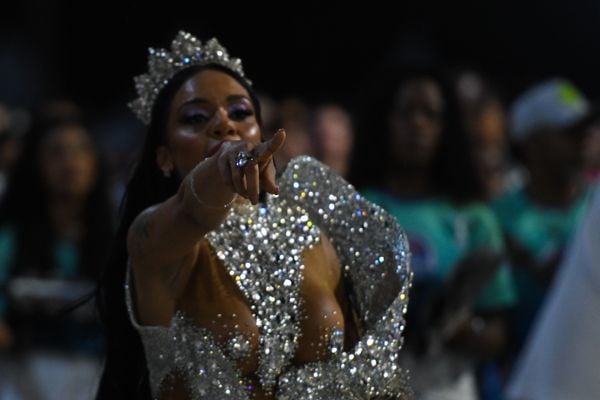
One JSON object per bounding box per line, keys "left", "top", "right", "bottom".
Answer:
{"left": 126, "top": 205, "right": 160, "bottom": 259}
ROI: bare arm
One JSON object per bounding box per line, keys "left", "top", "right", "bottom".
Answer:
{"left": 127, "top": 130, "right": 286, "bottom": 283}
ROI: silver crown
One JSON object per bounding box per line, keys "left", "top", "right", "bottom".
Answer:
{"left": 129, "top": 31, "right": 250, "bottom": 125}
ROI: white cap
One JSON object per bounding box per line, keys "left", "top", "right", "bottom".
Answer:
{"left": 509, "top": 78, "right": 590, "bottom": 141}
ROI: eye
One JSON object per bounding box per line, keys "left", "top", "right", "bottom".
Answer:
{"left": 180, "top": 112, "right": 210, "bottom": 125}
{"left": 228, "top": 103, "right": 254, "bottom": 121}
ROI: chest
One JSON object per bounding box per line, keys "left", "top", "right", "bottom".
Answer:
{"left": 178, "top": 241, "right": 344, "bottom": 371}
{"left": 178, "top": 202, "right": 344, "bottom": 393}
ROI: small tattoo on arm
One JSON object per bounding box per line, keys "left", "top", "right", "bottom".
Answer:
{"left": 136, "top": 211, "right": 152, "bottom": 240}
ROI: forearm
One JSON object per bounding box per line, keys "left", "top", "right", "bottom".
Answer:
{"left": 179, "top": 155, "right": 237, "bottom": 232}
{"left": 128, "top": 132, "right": 284, "bottom": 271}
{"left": 128, "top": 156, "right": 235, "bottom": 269}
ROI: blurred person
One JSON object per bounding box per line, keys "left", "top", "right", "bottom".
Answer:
{"left": 255, "top": 92, "right": 280, "bottom": 135}
{"left": 362, "top": 69, "right": 517, "bottom": 400}
{"left": 273, "top": 97, "right": 314, "bottom": 171}
{"left": 0, "top": 100, "right": 114, "bottom": 399}
{"left": 312, "top": 102, "right": 354, "bottom": 178}
{"left": 96, "top": 32, "right": 412, "bottom": 399}
{"left": 94, "top": 111, "right": 146, "bottom": 210}
{"left": 581, "top": 116, "right": 600, "bottom": 182}
{"left": 0, "top": 104, "right": 27, "bottom": 200}
{"left": 493, "top": 79, "right": 596, "bottom": 356}
{"left": 456, "top": 72, "right": 522, "bottom": 200}
{"left": 506, "top": 183, "right": 600, "bottom": 400}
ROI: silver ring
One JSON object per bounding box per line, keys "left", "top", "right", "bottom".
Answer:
{"left": 235, "top": 151, "right": 255, "bottom": 169}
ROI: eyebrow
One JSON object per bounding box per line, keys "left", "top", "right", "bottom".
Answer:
{"left": 178, "top": 94, "right": 251, "bottom": 110}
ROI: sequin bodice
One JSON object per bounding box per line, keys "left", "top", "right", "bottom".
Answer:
{"left": 125, "top": 156, "right": 412, "bottom": 399}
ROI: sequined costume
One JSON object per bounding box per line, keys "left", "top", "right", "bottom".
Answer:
{"left": 125, "top": 156, "right": 412, "bottom": 399}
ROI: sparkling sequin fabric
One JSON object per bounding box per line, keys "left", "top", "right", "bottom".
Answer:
{"left": 125, "top": 156, "right": 412, "bottom": 399}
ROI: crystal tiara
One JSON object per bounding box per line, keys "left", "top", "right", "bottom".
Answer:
{"left": 129, "top": 31, "right": 250, "bottom": 125}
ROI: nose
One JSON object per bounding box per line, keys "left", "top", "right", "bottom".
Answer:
{"left": 209, "top": 107, "right": 237, "bottom": 138}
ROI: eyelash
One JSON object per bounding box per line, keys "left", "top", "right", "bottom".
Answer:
{"left": 180, "top": 108, "right": 254, "bottom": 126}
{"left": 229, "top": 108, "right": 254, "bottom": 121}
{"left": 181, "top": 114, "right": 209, "bottom": 125}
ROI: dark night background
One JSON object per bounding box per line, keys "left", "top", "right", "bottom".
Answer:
{"left": 2, "top": 0, "right": 600, "bottom": 117}
{"left": 0, "top": 3, "right": 598, "bottom": 398}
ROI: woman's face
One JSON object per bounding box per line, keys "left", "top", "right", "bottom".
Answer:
{"left": 314, "top": 105, "right": 353, "bottom": 158}
{"left": 159, "top": 69, "right": 261, "bottom": 178}
{"left": 39, "top": 124, "right": 98, "bottom": 199}
{"left": 388, "top": 78, "right": 444, "bottom": 167}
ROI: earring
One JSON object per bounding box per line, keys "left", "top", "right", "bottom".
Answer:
{"left": 162, "top": 168, "right": 172, "bottom": 178}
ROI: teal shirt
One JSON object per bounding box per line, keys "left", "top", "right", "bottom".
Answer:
{"left": 0, "top": 225, "right": 79, "bottom": 318}
{"left": 364, "top": 189, "right": 517, "bottom": 310}
{"left": 493, "top": 187, "right": 591, "bottom": 262}
{"left": 492, "top": 186, "right": 592, "bottom": 343}
{"left": 0, "top": 226, "right": 15, "bottom": 317}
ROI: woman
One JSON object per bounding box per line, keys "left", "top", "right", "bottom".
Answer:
{"left": 96, "top": 31, "right": 412, "bottom": 400}
{"left": 311, "top": 102, "right": 354, "bottom": 179}
{"left": 359, "top": 69, "right": 517, "bottom": 400}
{"left": 0, "top": 101, "right": 113, "bottom": 397}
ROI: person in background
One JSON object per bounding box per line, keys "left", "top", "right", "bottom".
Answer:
{"left": 456, "top": 71, "right": 522, "bottom": 200}
{"left": 362, "top": 68, "right": 516, "bottom": 400}
{"left": 0, "top": 100, "right": 114, "bottom": 399}
{"left": 255, "top": 92, "right": 280, "bottom": 137}
{"left": 311, "top": 102, "right": 354, "bottom": 178}
{"left": 493, "top": 79, "right": 597, "bottom": 358}
{"left": 581, "top": 116, "right": 600, "bottom": 182}
{"left": 506, "top": 182, "right": 600, "bottom": 400}
{"left": 272, "top": 97, "right": 314, "bottom": 171}
{"left": 0, "top": 104, "right": 27, "bottom": 201}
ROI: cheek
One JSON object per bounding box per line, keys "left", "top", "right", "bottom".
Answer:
{"left": 169, "top": 130, "right": 211, "bottom": 173}
{"left": 242, "top": 124, "right": 261, "bottom": 143}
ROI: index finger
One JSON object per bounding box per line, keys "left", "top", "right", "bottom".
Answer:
{"left": 253, "top": 129, "right": 286, "bottom": 163}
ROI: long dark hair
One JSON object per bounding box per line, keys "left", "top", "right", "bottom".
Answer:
{"left": 351, "top": 66, "right": 485, "bottom": 204}
{"left": 0, "top": 104, "right": 113, "bottom": 279}
{"left": 96, "top": 64, "right": 262, "bottom": 399}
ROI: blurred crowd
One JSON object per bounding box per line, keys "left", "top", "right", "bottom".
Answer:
{"left": 0, "top": 65, "right": 599, "bottom": 400}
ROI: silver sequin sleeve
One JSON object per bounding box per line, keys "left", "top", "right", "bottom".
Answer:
{"left": 276, "top": 156, "right": 413, "bottom": 399}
